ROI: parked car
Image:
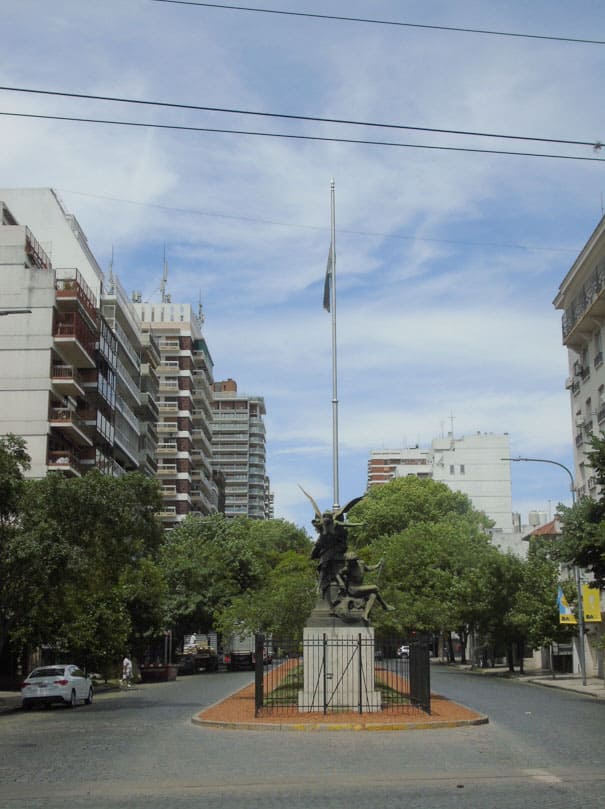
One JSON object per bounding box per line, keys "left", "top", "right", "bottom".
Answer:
{"left": 21, "top": 664, "right": 94, "bottom": 710}
{"left": 397, "top": 644, "right": 410, "bottom": 658}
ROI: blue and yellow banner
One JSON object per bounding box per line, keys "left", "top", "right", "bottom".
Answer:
{"left": 582, "top": 585, "right": 602, "bottom": 622}
{"left": 558, "top": 586, "right": 577, "bottom": 624}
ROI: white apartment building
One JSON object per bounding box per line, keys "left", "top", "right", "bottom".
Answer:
{"left": 368, "top": 432, "right": 520, "bottom": 554}
{"left": 134, "top": 302, "right": 217, "bottom": 526}
{"left": 212, "top": 378, "right": 270, "bottom": 519}
{"left": 553, "top": 213, "right": 605, "bottom": 499}
{"left": 0, "top": 189, "right": 159, "bottom": 480}
{"left": 553, "top": 213, "right": 605, "bottom": 677}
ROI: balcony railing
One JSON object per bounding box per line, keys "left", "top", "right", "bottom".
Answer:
{"left": 56, "top": 269, "right": 98, "bottom": 324}
{"left": 47, "top": 449, "right": 82, "bottom": 475}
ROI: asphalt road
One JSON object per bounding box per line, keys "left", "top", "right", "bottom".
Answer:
{"left": 0, "top": 665, "right": 603, "bottom": 809}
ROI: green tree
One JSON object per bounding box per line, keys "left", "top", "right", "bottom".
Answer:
{"left": 556, "top": 434, "right": 605, "bottom": 586}
{"left": 216, "top": 550, "right": 316, "bottom": 640}
{"left": 347, "top": 476, "right": 493, "bottom": 548}
{"left": 11, "top": 471, "right": 163, "bottom": 669}
{"left": 0, "top": 435, "right": 30, "bottom": 659}
{"left": 159, "top": 514, "right": 313, "bottom": 644}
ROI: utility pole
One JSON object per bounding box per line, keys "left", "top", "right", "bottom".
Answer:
{"left": 502, "top": 456, "right": 587, "bottom": 686}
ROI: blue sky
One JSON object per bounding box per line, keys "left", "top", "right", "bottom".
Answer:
{"left": 2, "top": 1, "right": 604, "bottom": 530}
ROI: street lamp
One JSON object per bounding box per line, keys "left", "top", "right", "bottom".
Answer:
{"left": 502, "top": 455, "right": 587, "bottom": 686}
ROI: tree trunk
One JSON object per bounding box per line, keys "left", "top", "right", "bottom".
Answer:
{"left": 446, "top": 632, "right": 455, "bottom": 664}
{"left": 507, "top": 643, "right": 515, "bottom": 672}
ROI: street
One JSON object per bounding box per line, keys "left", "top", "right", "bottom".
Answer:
{"left": 0, "top": 666, "right": 603, "bottom": 809}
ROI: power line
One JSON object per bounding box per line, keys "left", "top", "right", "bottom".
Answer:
{"left": 1, "top": 85, "right": 601, "bottom": 150}
{"left": 150, "top": 1, "right": 605, "bottom": 46}
{"left": 60, "top": 189, "right": 580, "bottom": 254}
{"left": 2, "top": 109, "right": 604, "bottom": 162}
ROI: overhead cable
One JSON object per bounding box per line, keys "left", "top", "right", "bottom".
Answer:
{"left": 61, "top": 189, "right": 580, "bottom": 254}
{"left": 150, "top": 1, "right": 605, "bottom": 46}
{"left": 0, "top": 85, "right": 601, "bottom": 150}
{"left": 2, "top": 109, "right": 604, "bottom": 162}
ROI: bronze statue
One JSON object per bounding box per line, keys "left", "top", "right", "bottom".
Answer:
{"left": 334, "top": 552, "right": 395, "bottom": 623}
{"left": 300, "top": 487, "right": 393, "bottom": 624}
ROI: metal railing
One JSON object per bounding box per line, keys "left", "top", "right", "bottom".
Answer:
{"left": 254, "top": 634, "right": 430, "bottom": 717}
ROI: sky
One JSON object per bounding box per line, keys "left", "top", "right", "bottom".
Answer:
{"left": 1, "top": 1, "right": 605, "bottom": 532}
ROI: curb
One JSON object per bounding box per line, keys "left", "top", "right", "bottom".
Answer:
{"left": 192, "top": 712, "right": 489, "bottom": 732}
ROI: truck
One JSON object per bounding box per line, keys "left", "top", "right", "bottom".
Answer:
{"left": 222, "top": 633, "right": 273, "bottom": 671}
{"left": 176, "top": 633, "right": 219, "bottom": 674}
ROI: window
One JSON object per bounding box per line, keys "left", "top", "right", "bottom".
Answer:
{"left": 460, "top": 464, "right": 465, "bottom": 474}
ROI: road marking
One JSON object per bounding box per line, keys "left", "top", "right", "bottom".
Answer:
{"left": 524, "top": 768, "right": 562, "bottom": 784}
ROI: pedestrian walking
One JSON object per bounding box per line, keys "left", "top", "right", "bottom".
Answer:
{"left": 121, "top": 654, "right": 133, "bottom": 688}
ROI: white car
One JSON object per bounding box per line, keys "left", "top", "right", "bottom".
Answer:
{"left": 397, "top": 644, "right": 410, "bottom": 658}
{"left": 21, "top": 664, "right": 94, "bottom": 710}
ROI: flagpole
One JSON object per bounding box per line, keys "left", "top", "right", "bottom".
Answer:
{"left": 330, "top": 178, "right": 340, "bottom": 510}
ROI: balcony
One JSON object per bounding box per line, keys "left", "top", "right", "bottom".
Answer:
{"left": 55, "top": 269, "right": 98, "bottom": 329}
{"left": 157, "top": 463, "right": 177, "bottom": 476}
{"left": 47, "top": 449, "right": 82, "bottom": 476}
{"left": 135, "top": 391, "right": 159, "bottom": 421}
{"left": 49, "top": 407, "right": 93, "bottom": 447}
{"left": 159, "top": 339, "right": 180, "bottom": 352}
{"left": 157, "top": 442, "right": 177, "bottom": 454}
{"left": 51, "top": 364, "right": 85, "bottom": 399}
{"left": 53, "top": 313, "right": 96, "bottom": 369}
{"left": 159, "top": 379, "right": 179, "bottom": 392}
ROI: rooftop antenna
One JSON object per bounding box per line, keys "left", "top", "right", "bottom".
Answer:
{"left": 160, "top": 246, "right": 168, "bottom": 304}
{"left": 108, "top": 245, "right": 114, "bottom": 283}
{"left": 197, "top": 290, "right": 205, "bottom": 325}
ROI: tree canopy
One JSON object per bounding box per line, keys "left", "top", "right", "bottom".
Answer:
{"left": 556, "top": 436, "right": 605, "bottom": 586}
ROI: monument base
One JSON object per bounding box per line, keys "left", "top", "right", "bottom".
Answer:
{"left": 298, "top": 621, "right": 382, "bottom": 713}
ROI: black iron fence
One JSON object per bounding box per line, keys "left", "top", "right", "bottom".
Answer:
{"left": 254, "top": 634, "right": 430, "bottom": 717}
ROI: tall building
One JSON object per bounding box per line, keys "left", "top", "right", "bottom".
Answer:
{"left": 134, "top": 302, "right": 217, "bottom": 526}
{"left": 0, "top": 189, "right": 158, "bottom": 478}
{"left": 367, "top": 432, "right": 518, "bottom": 552}
{"left": 212, "top": 378, "right": 270, "bottom": 519}
{"left": 553, "top": 213, "right": 605, "bottom": 500}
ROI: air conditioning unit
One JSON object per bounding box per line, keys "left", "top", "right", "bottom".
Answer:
{"left": 575, "top": 414, "right": 585, "bottom": 427}
{"left": 573, "top": 360, "right": 583, "bottom": 376}
{"left": 565, "top": 377, "right": 574, "bottom": 389}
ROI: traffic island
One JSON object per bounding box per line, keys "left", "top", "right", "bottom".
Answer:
{"left": 192, "top": 681, "right": 488, "bottom": 731}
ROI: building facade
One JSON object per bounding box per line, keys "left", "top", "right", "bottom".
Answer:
{"left": 134, "top": 302, "right": 217, "bottom": 527}
{"left": 553, "top": 213, "right": 605, "bottom": 677}
{"left": 368, "top": 432, "right": 519, "bottom": 553}
{"left": 553, "top": 213, "right": 605, "bottom": 500}
{"left": 0, "top": 189, "right": 161, "bottom": 480}
{"left": 1, "top": 190, "right": 156, "bottom": 479}
{"left": 212, "top": 378, "right": 270, "bottom": 519}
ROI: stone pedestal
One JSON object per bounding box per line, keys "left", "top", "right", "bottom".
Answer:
{"left": 298, "top": 615, "right": 382, "bottom": 713}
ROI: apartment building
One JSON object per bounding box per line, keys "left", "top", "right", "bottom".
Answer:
{"left": 368, "top": 447, "right": 431, "bottom": 487}
{"left": 553, "top": 213, "right": 605, "bottom": 499}
{"left": 212, "top": 378, "right": 270, "bottom": 519}
{"left": 134, "top": 302, "right": 217, "bottom": 526}
{"left": 367, "top": 432, "right": 518, "bottom": 552}
{"left": 0, "top": 188, "right": 158, "bottom": 479}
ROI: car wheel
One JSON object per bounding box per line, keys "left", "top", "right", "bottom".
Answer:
{"left": 67, "top": 689, "right": 76, "bottom": 708}
{"left": 85, "top": 687, "right": 93, "bottom": 705}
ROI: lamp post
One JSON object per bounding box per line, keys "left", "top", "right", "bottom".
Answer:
{"left": 502, "top": 456, "right": 587, "bottom": 686}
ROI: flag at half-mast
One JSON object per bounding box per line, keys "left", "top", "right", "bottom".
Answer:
{"left": 557, "top": 586, "right": 577, "bottom": 624}
{"left": 323, "top": 241, "right": 333, "bottom": 312}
